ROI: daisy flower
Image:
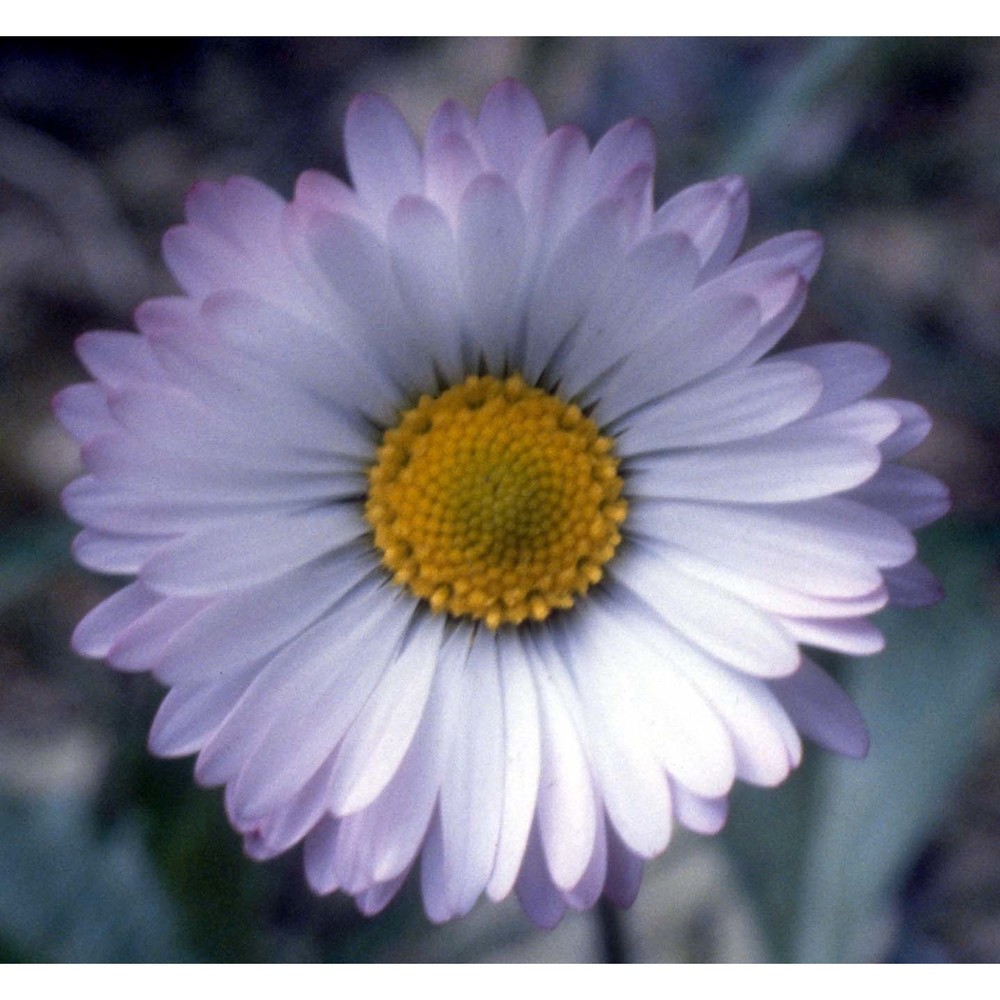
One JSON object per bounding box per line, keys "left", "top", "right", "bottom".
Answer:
{"left": 56, "top": 80, "right": 949, "bottom": 927}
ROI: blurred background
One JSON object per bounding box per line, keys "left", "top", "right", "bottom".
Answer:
{"left": 0, "top": 37, "right": 998, "bottom": 963}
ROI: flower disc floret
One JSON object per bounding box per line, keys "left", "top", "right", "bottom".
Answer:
{"left": 366, "top": 374, "right": 627, "bottom": 628}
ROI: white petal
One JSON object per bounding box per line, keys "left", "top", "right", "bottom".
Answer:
{"left": 624, "top": 604, "right": 800, "bottom": 786}
{"left": 356, "top": 872, "right": 409, "bottom": 917}
{"left": 584, "top": 591, "right": 737, "bottom": 799}
{"left": 241, "top": 757, "right": 337, "bottom": 860}
{"left": 627, "top": 496, "right": 914, "bottom": 598}
{"left": 486, "top": 631, "right": 542, "bottom": 902}
{"left": 564, "top": 810, "right": 609, "bottom": 912}
{"left": 423, "top": 130, "right": 482, "bottom": 221}
{"left": 223, "top": 586, "right": 415, "bottom": 821}
{"left": 851, "top": 464, "right": 950, "bottom": 529}
{"left": 308, "top": 210, "right": 434, "bottom": 390}
{"left": 552, "top": 231, "right": 701, "bottom": 401}
{"left": 602, "top": 824, "right": 645, "bottom": 909}
{"left": 387, "top": 196, "right": 465, "bottom": 385}
{"left": 107, "top": 595, "right": 209, "bottom": 672}
{"left": 457, "top": 173, "right": 527, "bottom": 371}
{"left": 879, "top": 401, "right": 933, "bottom": 459}
{"left": 521, "top": 197, "right": 629, "bottom": 383}
{"left": 639, "top": 540, "right": 889, "bottom": 619}
{"left": 438, "top": 629, "right": 505, "bottom": 916}
{"left": 585, "top": 118, "right": 655, "bottom": 201}
{"left": 303, "top": 816, "right": 341, "bottom": 894}
{"left": 626, "top": 427, "right": 881, "bottom": 503}
{"left": 670, "top": 782, "right": 729, "bottom": 835}
{"left": 84, "top": 430, "right": 360, "bottom": 508}
{"left": 518, "top": 124, "right": 591, "bottom": 264}
{"left": 425, "top": 98, "right": 480, "bottom": 153}
{"left": 140, "top": 505, "right": 367, "bottom": 596}
{"left": 153, "top": 546, "right": 378, "bottom": 686}
{"left": 557, "top": 613, "right": 673, "bottom": 857}
{"left": 778, "top": 615, "right": 885, "bottom": 656}
{"left": 342, "top": 627, "right": 469, "bottom": 886}
{"left": 770, "top": 658, "right": 869, "bottom": 759}
{"left": 293, "top": 169, "right": 362, "bottom": 218}
{"left": 327, "top": 611, "right": 447, "bottom": 815}
{"left": 616, "top": 359, "right": 823, "bottom": 454}
{"left": 593, "top": 293, "right": 761, "bottom": 424}
{"left": 611, "top": 543, "right": 801, "bottom": 678}
{"left": 202, "top": 292, "right": 400, "bottom": 433}
{"left": 75, "top": 330, "right": 162, "bottom": 386}
{"left": 780, "top": 342, "right": 890, "bottom": 416}
{"left": 149, "top": 661, "right": 261, "bottom": 758}
{"left": 162, "top": 179, "right": 318, "bottom": 319}
{"left": 420, "top": 812, "right": 451, "bottom": 924}
{"left": 528, "top": 630, "right": 597, "bottom": 892}
{"left": 737, "top": 230, "right": 824, "bottom": 280}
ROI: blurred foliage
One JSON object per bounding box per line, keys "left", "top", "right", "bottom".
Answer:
{"left": 1, "top": 38, "right": 998, "bottom": 962}
{"left": 723, "top": 520, "right": 1000, "bottom": 962}
{"left": 0, "top": 792, "right": 189, "bottom": 961}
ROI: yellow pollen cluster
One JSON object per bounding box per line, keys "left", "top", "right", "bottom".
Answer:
{"left": 365, "top": 374, "right": 628, "bottom": 629}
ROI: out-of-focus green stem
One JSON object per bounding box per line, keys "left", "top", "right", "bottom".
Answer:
{"left": 718, "top": 37, "right": 871, "bottom": 180}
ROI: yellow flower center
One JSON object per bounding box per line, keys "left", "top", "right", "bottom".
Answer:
{"left": 365, "top": 374, "right": 628, "bottom": 629}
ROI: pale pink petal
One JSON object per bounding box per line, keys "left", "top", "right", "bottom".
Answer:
{"left": 879, "top": 400, "right": 934, "bottom": 459}
{"left": 71, "top": 581, "right": 159, "bottom": 658}
{"left": 344, "top": 93, "right": 423, "bottom": 222}
{"left": 653, "top": 175, "right": 749, "bottom": 278}
{"left": 477, "top": 78, "right": 547, "bottom": 182}
{"left": 53, "top": 384, "right": 115, "bottom": 441}
{"left": 602, "top": 825, "right": 645, "bottom": 909}
{"left": 71, "top": 528, "right": 171, "bottom": 575}
{"left": 883, "top": 559, "right": 945, "bottom": 607}
{"left": 564, "top": 810, "right": 609, "bottom": 912}
{"left": 670, "top": 782, "right": 729, "bottom": 835}
{"left": 521, "top": 197, "right": 630, "bottom": 382}
{"left": 585, "top": 118, "right": 655, "bottom": 202}
{"left": 770, "top": 658, "right": 870, "bottom": 759}
{"left": 851, "top": 464, "right": 951, "bottom": 528}
{"left": 778, "top": 615, "right": 886, "bottom": 656}
{"left": 515, "top": 824, "right": 567, "bottom": 929}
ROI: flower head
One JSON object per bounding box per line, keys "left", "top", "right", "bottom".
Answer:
{"left": 57, "top": 80, "right": 949, "bottom": 926}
